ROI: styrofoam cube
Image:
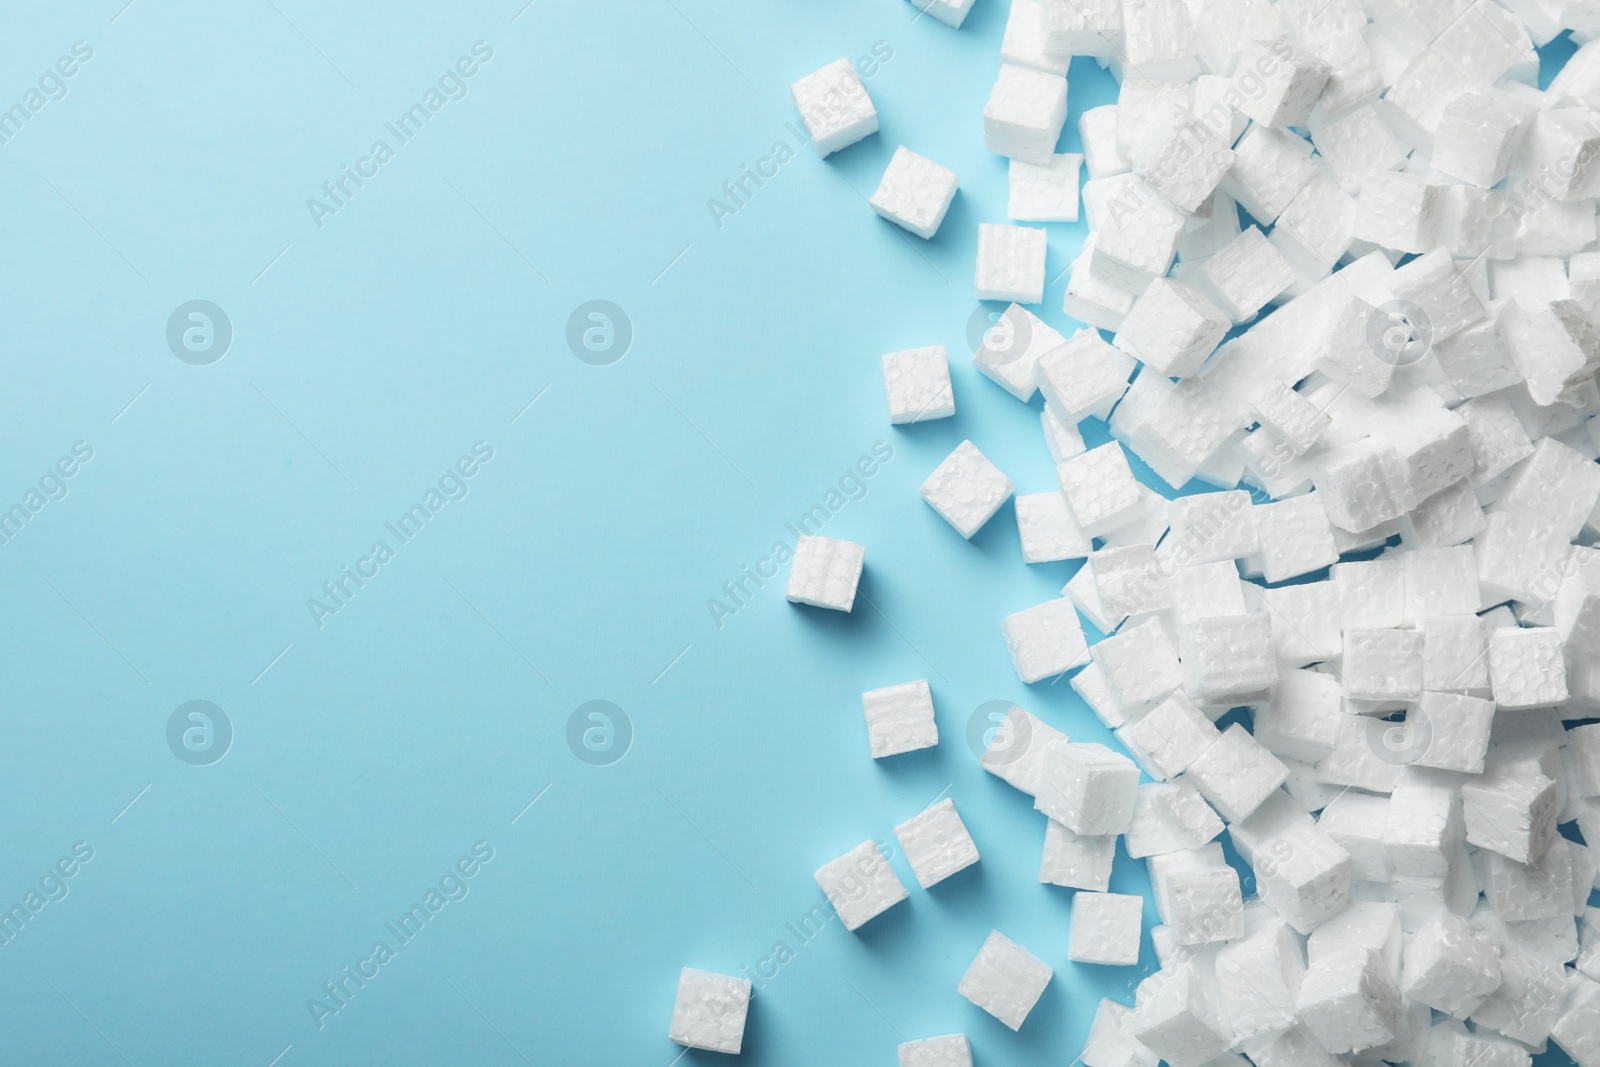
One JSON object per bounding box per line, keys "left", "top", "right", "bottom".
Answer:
{"left": 1036, "top": 741, "right": 1141, "bottom": 835}
{"left": 1063, "top": 237, "right": 1138, "bottom": 330}
{"left": 861, "top": 679, "right": 938, "bottom": 759}
{"left": 1184, "top": 722, "right": 1288, "bottom": 822}
{"left": 1057, "top": 442, "right": 1144, "bottom": 537}
{"left": 1382, "top": 784, "right": 1463, "bottom": 878}
{"left": 957, "top": 930, "right": 1053, "bottom": 1030}
{"left": 1167, "top": 490, "right": 1258, "bottom": 566}
{"left": 1341, "top": 629, "right": 1424, "bottom": 706}
{"left": 1433, "top": 87, "right": 1525, "bottom": 188}
{"left": 1399, "top": 911, "right": 1503, "bottom": 1018}
{"left": 1197, "top": 226, "right": 1296, "bottom": 324}
{"left": 1412, "top": 690, "right": 1496, "bottom": 774}
{"left": 920, "top": 440, "right": 1013, "bottom": 539}
{"left": 1251, "top": 495, "right": 1340, "bottom": 583}
{"left": 895, "top": 798, "right": 979, "bottom": 888}
{"left": 980, "top": 704, "right": 1066, "bottom": 797}
{"left": 1234, "top": 39, "right": 1330, "bottom": 128}
{"left": 1157, "top": 860, "right": 1243, "bottom": 946}
{"left": 1461, "top": 767, "right": 1559, "bottom": 864}
{"left": 1082, "top": 999, "right": 1160, "bottom": 1067}
{"left": 1040, "top": 817, "right": 1115, "bottom": 890}
{"left": 1001, "top": 0, "right": 1068, "bottom": 75}
{"left": 1070, "top": 892, "right": 1144, "bottom": 965}
{"left": 1078, "top": 104, "right": 1129, "bottom": 179}
{"left": 789, "top": 58, "right": 878, "bottom": 157}
{"left": 1215, "top": 919, "right": 1304, "bottom": 1043}
{"left": 1497, "top": 437, "right": 1600, "bottom": 540}
{"left": 669, "top": 967, "right": 751, "bottom": 1054}
{"left": 907, "top": 0, "right": 977, "bottom": 28}
{"left": 1354, "top": 172, "right": 1445, "bottom": 253}
{"left": 982, "top": 64, "right": 1068, "bottom": 165}
{"left": 870, "top": 147, "right": 959, "bottom": 239}
{"left": 1271, "top": 172, "right": 1357, "bottom": 276}
{"left": 1295, "top": 946, "right": 1404, "bottom": 1054}
{"left": 1016, "top": 491, "right": 1091, "bottom": 563}
{"left": 897, "top": 1034, "right": 971, "bottom": 1067}
{"left": 881, "top": 345, "right": 955, "bottom": 424}
{"left": 1234, "top": 792, "right": 1354, "bottom": 932}
{"left": 1125, "top": 780, "right": 1225, "bottom": 857}
{"left": 1179, "top": 614, "right": 1279, "bottom": 709}
{"left": 1002, "top": 597, "right": 1089, "bottom": 683}
{"left": 1255, "top": 580, "right": 1343, "bottom": 665}
{"left": 786, "top": 535, "right": 865, "bottom": 611}
{"left": 975, "top": 223, "right": 1048, "bottom": 304}
{"left": 1132, "top": 106, "right": 1234, "bottom": 214}
{"left": 975, "top": 302, "right": 1064, "bottom": 401}
{"left": 1119, "top": 0, "right": 1200, "bottom": 81}
{"left": 1549, "top": 976, "right": 1600, "bottom": 1067}
{"left": 1470, "top": 939, "right": 1567, "bottom": 1044}
{"left": 1088, "top": 175, "right": 1188, "bottom": 289}
{"left": 1488, "top": 627, "right": 1568, "bottom": 710}
{"left": 1036, "top": 329, "right": 1136, "bottom": 423}
{"left": 1086, "top": 544, "right": 1167, "bottom": 620}
{"left": 1222, "top": 124, "right": 1317, "bottom": 224}
{"left": 1113, "top": 278, "right": 1230, "bottom": 378}
{"left": 1250, "top": 667, "right": 1340, "bottom": 763}
{"left": 1168, "top": 560, "right": 1247, "bottom": 634}
{"left": 1308, "top": 901, "right": 1402, "bottom": 979}
{"left": 1094, "top": 618, "right": 1183, "bottom": 713}
{"left": 1332, "top": 559, "right": 1404, "bottom": 631}
{"left": 1131, "top": 963, "right": 1233, "bottom": 1067}
{"left": 813, "top": 840, "right": 908, "bottom": 931}
{"left": 1008, "top": 153, "right": 1082, "bottom": 222}
{"left": 1041, "top": 0, "right": 1123, "bottom": 59}
{"left": 1116, "top": 690, "right": 1218, "bottom": 780}
{"left": 1314, "top": 438, "right": 1418, "bottom": 531}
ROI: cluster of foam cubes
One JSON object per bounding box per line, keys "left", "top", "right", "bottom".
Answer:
{"left": 670, "top": 1, "right": 1600, "bottom": 1063}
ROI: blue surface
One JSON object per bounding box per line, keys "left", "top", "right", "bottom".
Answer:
{"left": 0, "top": 2, "right": 1587, "bottom": 1064}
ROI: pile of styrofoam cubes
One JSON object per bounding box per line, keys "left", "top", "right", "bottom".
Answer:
{"left": 665, "top": 1, "right": 1600, "bottom": 1064}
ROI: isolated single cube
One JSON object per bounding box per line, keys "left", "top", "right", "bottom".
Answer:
{"left": 789, "top": 58, "right": 878, "bottom": 157}
{"left": 870, "top": 147, "right": 959, "bottom": 239}
{"left": 897, "top": 1034, "right": 971, "bottom": 1067}
{"left": 982, "top": 64, "right": 1068, "bottom": 165}
{"left": 785, "top": 535, "right": 865, "bottom": 611}
{"left": 920, "top": 440, "right": 1013, "bottom": 538}
{"left": 1184, "top": 723, "right": 1288, "bottom": 822}
{"left": 861, "top": 679, "right": 938, "bottom": 759}
{"left": 669, "top": 967, "right": 751, "bottom": 1054}
{"left": 813, "top": 840, "right": 908, "bottom": 931}
{"left": 881, "top": 345, "right": 955, "bottom": 424}
{"left": 957, "top": 930, "right": 1053, "bottom": 1031}
{"left": 1035, "top": 741, "right": 1141, "bottom": 835}
{"left": 1008, "top": 152, "right": 1082, "bottom": 221}
{"left": 1056, "top": 442, "right": 1143, "bottom": 537}
{"left": 894, "top": 798, "right": 980, "bottom": 888}
{"left": 1002, "top": 597, "right": 1088, "bottom": 683}
{"left": 976, "top": 223, "right": 1048, "bottom": 304}
{"left": 1070, "top": 892, "right": 1144, "bottom": 965}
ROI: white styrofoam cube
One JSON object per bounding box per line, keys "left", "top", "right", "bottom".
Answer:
{"left": 1399, "top": 911, "right": 1503, "bottom": 1018}
{"left": 1113, "top": 278, "right": 1231, "bottom": 378}
{"left": 789, "top": 58, "right": 878, "bottom": 157}
{"left": 980, "top": 704, "right": 1067, "bottom": 797}
{"left": 1088, "top": 175, "right": 1188, "bottom": 289}
{"left": 1251, "top": 495, "right": 1340, "bottom": 584}
{"left": 1132, "top": 107, "right": 1234, "bottom": 213}
{"left": 1461, "top": 768, "right": 1559, "bottom": 864}
{"left": 1234, "top": 40, "right": 1330, "bottom": 128}
{"left": 895, "top": 798, "right": 979, "bottom": 888}
{"left": 1062, "top": 237, "right": 1138, "bottom": 331}
{"left": 1131, "top": 962, "right": 1232, "bottom": 1067}
{"left": 1078, "top": 105, "right": 1129, "bottom": 178}
{"left": 813, "top": 840, "right": 908, "bottom": 931}
{"left": 1197, "top": 227, "right": 1297, "bottom": 324}
{"left": 1036, "top": 329, "right": 1137, "bottom": 423}
{"left": 983, "top": 64, "right": 1069, "bottom": 165}
{"left": 1215, "top": 919, "right": 1304, "bottom": 1043}
{"left": 786, "top": 535, "right": 865, "bottom": 611}
{"left": 1016, "top": 491, "right": 1091, "bottom": 563}
{"left": 1550, "top": 977, "right": 1600, "bottom": 1067}
{"left": 1008, "top": 153, "right": 1082, "bottom": 222}
{"left": 1057, "top": 442, "right": 1144, "bottom": 537}
{"left": 897, "top": 1034, "right": 972, "bottom": 1067}
{"left": 1179, "top": 614, "right": 1279, "bottom": 709}
{"left": 1040, "top": 817, "right": 1115, "bottom": 890}
{"left": 870, "top": 147, "right": 959, "bottom": 239}
{"left": 881, "top": 345, "right": 955, "bottom": 424}
{"left": 1295, "top": 946, "right": 1404, "bottom": 1054}
{"left": 1002, "top": 597, "right": 1089, "bottom": 683}
{"left": 1070, "top": 892, "right": 1144, "bottom": 965}
{"left": 957, "top": 930, "right": 1053, "bottom": 1031}
{"left": 1270, "top": 172, "right": 1358, "bottom": 276}
{"left": 1412, "top": 690, "right": 1496, "bottom": 774}
{"left": 1184, "top": 722, "right": 1289, "bottom": 822}
{"left": 669, "top": 967, "right": 751, "bottom": 1054}
{"left": 920, "top": 440, "right": 1013, "bottom": 539}
{"left": 1488, "top": 627, "right": 1568, "bottom": 710}
{"left": 1255, "top": 580, "right": 1342, "bottom": 665}
{"left": 861, "top": 679, "right": 938, "bottom": 759}
{"left": 1116, "top": 690, "right": 1218, "bottom": 781}
{"left": 1082, "top": 999, "right": 1160, "bottom": 1067}
{"left": 1168, "top": 490, "right": 1258, "bottom": 566}
{"left": 1036, "top": 741, "right": 1141, "bottom": 835}
{"left": 976, "top": 223, "right": 1048, "bottom": 304}
{"left": 1001, "top": 0, "right": 1068, "bottom": 74}
{"left": 1341, "top": 628, "right": 1424, "bottom": 706}
{"left": 1382, "top": 784, "right": 1463, "bottom": 878}
{"left": 1094, "top": 618, "right": 1183, "bottom": 713}
{"left": 975, "top": 302, "right": 1065, "bottom": 401}
{"left": 1308, "top": 901, "right": 1402, "bottom": 979}
{"left": 1249, "top": 667, "right": 1340, "bottom": 763}
{"left": 1041, "top": 0, "right": 1122, "bottom": 59}
{"left": 1222, "top": 124, "right": 1317, "bottom": 224}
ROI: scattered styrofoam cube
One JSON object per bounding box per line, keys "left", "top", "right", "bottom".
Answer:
{"left": 1002, "top": 597, "right": 1089, "bottom": 683}
{"left": 895, "top": 798, "right": 979, "bottom": 888}
{"left": 1069, "top": 892, "right": 1144, "bottom": 965}
{"left": 669, "top": 967, "right": 751, "bottom": 1054}
{"left": 881, "top": 345, "right": 955, "bottom": 424}
{"left": 908, "top": 0, "right": 977, "bottom": 29}
{"left": 1057, "top": 442, "right": 1144, "bottom": 537}
{"left": 813, "top": 840, "right": 908, "bottom": 931}
{"left": 870, "top": 147, "right": 959, "bottom": 239}
{"left": 789, "top": 58, "right": 878, "bottom": 157}
{"left": 983, "top": 64, "right": 1068, "bottom": 165}
{"left": 1036, "top": 741, "right": 1141, "bottom": 835}
{"left": 975, "top": 223, "right": 1048, "bottom": 304}
{"left": 897, "top": 1034, "right": 972, "bottom": 1067}
{"left": 1183, "top": 722, "right": 1288, "bottom": 822}
{"left": 957, "top": 930, "right": 1053, "bottom": 1030}
{"left": 861, "top": 679, "right": 938, "bottom": 758}
{"left": 786, "top": 535, "right": 865, "bottom": 611}
{"left": 921, "top": 440, "right": 1013, "bottom": 538}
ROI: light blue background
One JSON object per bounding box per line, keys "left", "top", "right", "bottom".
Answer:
{"left": 0, "top": 1, "right": 1585, "bottom": 1064}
